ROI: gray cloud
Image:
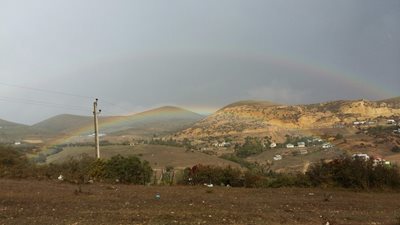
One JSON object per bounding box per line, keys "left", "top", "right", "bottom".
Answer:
{"left": 0, "top": 0, "right": 399, "bottom": 124}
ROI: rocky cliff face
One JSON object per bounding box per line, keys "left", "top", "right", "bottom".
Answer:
{"left": 175, "top": 98, "right": 400, "bottom": 140}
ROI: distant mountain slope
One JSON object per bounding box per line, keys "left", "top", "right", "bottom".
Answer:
{"left": 31, "top": 114, "right": 93, "bottom": 134}
{"left": 375, "top": 96, "right": 400, "bottom": 108}
{"left": 0, "top": 118, "right": 31, "bottom": 142}
{"left": 102, "top": 106, "right": 205, "bottom": 136}
{"left": 29, "top": 106, "right": 204, "bottom": 138}
{"left": 176, "top": 98, "right": 400, "bottom": 140}
{"left": 0, "top": 118, "right": 27, "bottom": 128}
{"left": 221, "top": 100, "right": 280, "bottom": 109}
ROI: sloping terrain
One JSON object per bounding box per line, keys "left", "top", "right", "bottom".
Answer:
{"left": 176, "top": 98, "right": 400, "bottom": 140}
{"left": 0, "top": 118, "right": 26, "bottom": 128}
{"left": 103, "top": 106, "right": 205, "bottom": 137}
{"left": 23, "top": 106, "right": 204, "bottom": 140}
{"left": 0, "top": 119, "right": 32, "bottom": 142}
{"left": 46, "top": 144, "right": 240, "bottom": 169}
{"left": 31, "top": 114, "right": 94, "bottom": 134}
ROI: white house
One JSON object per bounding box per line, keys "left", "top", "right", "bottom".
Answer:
{"left": 218, "top": 142, "right": 231, "bottom": 147}
{"left": 286, "top": 143, "right": 294, "bottom": 148}
{"left": 273, "top": 155, "right": 282, "bottom": 161}
{"left": 297, "top": 142, "right": 306, "bottom": 148}
{"left": 353, "top": 121, "right": 366, "bottom": 125}
{"left": 270, "top": 142, "right": 277, "bottom": 148}
{"left": 14, "top": 141, "right": 21, "bottom": 145}
{"left": 322, "top": 143, "right": 332, "bottom": 149}
{"left": 387, "top": 119, "right": 396, "bottom": 125}
{"left": 352, "top": 153, "right": 370, "bottom": 161}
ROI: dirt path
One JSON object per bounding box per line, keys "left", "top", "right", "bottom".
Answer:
{"left": 0, "top": 179, "right": 399, "bottom": 225}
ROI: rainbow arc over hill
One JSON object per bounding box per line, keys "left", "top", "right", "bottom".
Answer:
{"left": 44, "top": 52, "right": 396, "bottom": 148}
{"left": 44, "top": 106, "right": 202, "bottom": 148}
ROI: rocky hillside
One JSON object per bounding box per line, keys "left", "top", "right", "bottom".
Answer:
{"left": 175, "top": 98, "right": 400, "bottom": 140}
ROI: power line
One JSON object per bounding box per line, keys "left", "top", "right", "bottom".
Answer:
{"left": 0, "top": 81, "right": 93, "bottom": 99}
{"left": 0, "top": 81, "right": 132, "bottom": 114}
{"left": 0, "top": 96, "right": 90, "bottom": 113}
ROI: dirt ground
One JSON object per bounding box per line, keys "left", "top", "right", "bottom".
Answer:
{"left": 0, "top": 179, "right": 399, "bottom": 225}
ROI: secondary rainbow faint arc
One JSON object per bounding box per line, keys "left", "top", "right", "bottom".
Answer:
{"left": 224, "top": 51, "right": 393, "bottom": 99}
{"left": 44, "top": 52, "right": 395, "bottom": 148}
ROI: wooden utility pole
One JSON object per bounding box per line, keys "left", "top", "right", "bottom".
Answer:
{"left": 93, "top": 98, "right": 101, "bottom": 159}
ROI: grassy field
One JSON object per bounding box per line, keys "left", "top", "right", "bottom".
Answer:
{"left": 0, "top": 179, "right": 399, "bottom": 225}
{"left": 46, "top": 144, "right": 240, "bottom": 169}
{"left": 247, "top": 147, "right": 344, "bottom": 173}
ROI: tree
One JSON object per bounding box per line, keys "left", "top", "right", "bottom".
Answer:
{"left": 235, "top": 137, "right": 264, "bottom": 157}
{"left": 104, "top": 155, "right": 152, "bottom": 184}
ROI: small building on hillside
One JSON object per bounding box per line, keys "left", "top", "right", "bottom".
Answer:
{"left": 270, "top": 142, "right": 277, "bottom": 148}
{"left": 322, "top": 143, "right": 332, "bottom": 149}
{"left": 297, "top": 142, "right": 306, "bottom": 148}
{"left": 387, "top": 119, "right": 396, "bottom": 125}
{"left": 273, "top": 155, "right": 282, "bottom": 161}
{"left": 218, "top": 141, "right": 231, "bottom": 147}
{"left": 352, "top": 153, "right": 370, "bottom": 161}
{"left": 286, "top": 143, "right": 294, "bottom": 149}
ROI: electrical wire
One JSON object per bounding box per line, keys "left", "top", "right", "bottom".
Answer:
{"left": 0, "top": 96, "right": 90, "bottom": 113}
{"left": 0, "top": 81, "right": 133, "bottom": 114}
{"left": 0, "top": 81, "right": 93, "bottom": 99}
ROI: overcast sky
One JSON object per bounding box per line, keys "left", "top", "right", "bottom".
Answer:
{"left": 0, "top": 0, "right": 399, "bottom": 124}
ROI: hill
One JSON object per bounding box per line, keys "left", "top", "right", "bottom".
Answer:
{"left": 0, "top": 118, "right": 27, "bottom": 128}
{"left": 0, "top": 118, "right": 32, "bottom": 142}
{"left": 31, "top": 114, "right": 93, "bottom": 134}
{"left": 101, "top": 106, "right": 205, "bottom": 137}
{"left": 175, "top": 98, "right": 400, "bottom": 141}
{"left": 25, "top": 106, "right": 204, "bottom": 142}
{"left": 221, "top": 100, "right": 280, "bottom": 109}
{"left": 375, "top": 96, "right": 400, "bottom": 108}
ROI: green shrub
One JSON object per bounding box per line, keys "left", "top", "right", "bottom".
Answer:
{"left": 235, "top": 137, "right": 265, "bottom": 158}
{"left": 307, "top": 156, "right": 400, "bottom": 189}
{"left": 102, "top": 155, "right": 152, "bottom": 184}
{"left": 181, "top": 164, "right": 243, "bottom": 187}
{"left": 0, "top": 145, "right": 33, "bottom": 178}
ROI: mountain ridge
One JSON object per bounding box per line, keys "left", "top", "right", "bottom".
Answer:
{"left": 175, "top": 97, "right": 400, "bottom": 140}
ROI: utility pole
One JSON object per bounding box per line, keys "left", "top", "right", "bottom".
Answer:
{"left": 93, "top": 98, "right": 101, "bottom": 159}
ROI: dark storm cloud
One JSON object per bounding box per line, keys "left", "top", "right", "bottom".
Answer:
{"left": 0, "top": 0, "right": 399, "bottom": 124}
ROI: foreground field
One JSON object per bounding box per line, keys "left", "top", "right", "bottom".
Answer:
{"left": 0, "top": 179, "right": 399, "bottom": 225}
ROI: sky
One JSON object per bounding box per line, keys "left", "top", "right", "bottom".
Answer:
{"left": 0, "top": 0, "right": 399, "bottom": 124}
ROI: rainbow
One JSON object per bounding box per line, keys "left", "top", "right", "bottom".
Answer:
{"left": 43, "top": 106, "right": 209, "bottom": 148}
{"left": 220, "top": 50, "right": 394, "bottom": 99}
{"left": 42, "top": 50, "right": 396, "bottom": 149}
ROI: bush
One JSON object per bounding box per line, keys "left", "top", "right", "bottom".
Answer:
{"left": 0, "top": 145, "right": 34, "bottom": 178}
{"left": 307, "top": 156, "right": 400, "bottom": 189}
{"left": 181, "top": 164, "right": 243, "bottom": 187}
{"left": 235, "top": 137, "right": 265, "bottom": 158}
{"left": 36, "top": 154, "right": 95, "bottom": 183}
{"left": 101, "top": 155, "right": 153, "bottom": 184}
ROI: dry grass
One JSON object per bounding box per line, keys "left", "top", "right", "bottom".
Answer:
{"left": 46, "top": 144, "right": 240, "bottom": 169}
{"left": 1, "top": 179, "right": 400, "bottom": 225}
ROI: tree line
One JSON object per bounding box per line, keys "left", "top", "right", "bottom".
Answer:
{"left": 1, "top": 145, "right": 400, "bottom": 189}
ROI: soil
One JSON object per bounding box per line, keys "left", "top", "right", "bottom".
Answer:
{"left": 0, "top": 179, "right": 399, "bottom": 225}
